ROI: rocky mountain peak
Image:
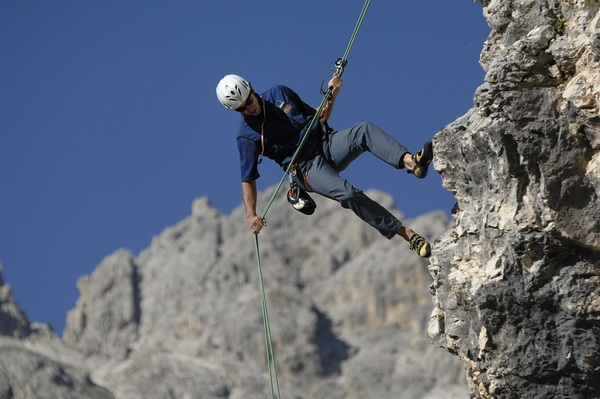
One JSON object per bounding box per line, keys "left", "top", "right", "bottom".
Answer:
{"left": 0, "top": 263, "right": 31, "bottom": 338}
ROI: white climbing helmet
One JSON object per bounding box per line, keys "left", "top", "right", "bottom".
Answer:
{"left": 216, "top": 74, "right": 252, "bottom": 110}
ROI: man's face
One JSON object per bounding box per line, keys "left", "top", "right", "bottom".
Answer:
{"left": 239, "top": 92, "right": 261, "bottom": 117}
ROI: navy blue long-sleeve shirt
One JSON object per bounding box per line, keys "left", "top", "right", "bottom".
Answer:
{"left": 236, "top": 85, "right": 319, "bottom": 183}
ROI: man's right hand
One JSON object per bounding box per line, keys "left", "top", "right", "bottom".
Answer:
{"left": 247, "top": 215, "right": 267, "bottom": 234}
{"left": 241, "top": 181, "right": 266, "bottom": 234}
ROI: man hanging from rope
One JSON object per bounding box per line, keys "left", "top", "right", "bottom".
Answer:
{"left": 216, "top": 73, "right": 434, "bottom": 258}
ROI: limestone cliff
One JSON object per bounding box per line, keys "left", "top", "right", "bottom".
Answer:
{"left": 429, "top": 0, "right": 600, "bottom": 398}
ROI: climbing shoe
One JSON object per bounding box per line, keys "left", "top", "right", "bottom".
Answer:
{"left": 409, "top": 234, "right": 432, "bottom": 258}
{"left": 408, "top": 141, "right": 433, "bottom": 179}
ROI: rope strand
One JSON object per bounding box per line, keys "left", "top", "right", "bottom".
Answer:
{"left": 254, "top": 235, "right": 281, "bottom": 398}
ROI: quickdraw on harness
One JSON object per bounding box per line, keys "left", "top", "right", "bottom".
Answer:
{"left": 253, "top": 2, "right": 372, "bottom": 398}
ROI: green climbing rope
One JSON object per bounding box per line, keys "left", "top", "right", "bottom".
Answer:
{"left": 254, "top": 1, "right": 372, "bottom": 397}
{"left": 254, "top": 235, "right": 280, "bottom": 398}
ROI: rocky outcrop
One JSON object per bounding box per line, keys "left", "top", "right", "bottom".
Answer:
{"left": 0, "top": 264, "right": 30, "bottom": 339}
{"left": 61, "top": 192, "right": 466, "bottom": 398}
{"left": 0, "top": 265, "right": 115, "bottom": 398}
{"left": 64, "top": 249, "right": 141, "bottom": 364}
{"left": 430, "top": 0, "right": 600, "bottom": 398}
{"left": 0, "top": 337, "right": 114, "bottom": 399}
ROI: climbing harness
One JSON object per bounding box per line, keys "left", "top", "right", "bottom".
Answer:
{"left": 253, "top": 1, "right": 372, "bottom": 397}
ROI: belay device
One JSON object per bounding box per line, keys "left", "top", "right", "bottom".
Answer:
{"left": 287, "top": 165, "right": 316, "bottom": 215}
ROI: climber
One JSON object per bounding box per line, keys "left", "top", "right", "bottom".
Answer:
{"left": 216, "top": 73, "right": 434, "bottom": 258}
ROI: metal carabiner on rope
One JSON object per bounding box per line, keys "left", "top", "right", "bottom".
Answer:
{"left": 287, "top": 165, "right": 317, "bottom": 215}
{"left": 335, "top": 57, "right": 348, "bottom": 75}
{"left": 321, "top": 57, "right": 349, "bottom": 95}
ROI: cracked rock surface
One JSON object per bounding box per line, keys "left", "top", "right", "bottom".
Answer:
{"left": 430, "top": 1, "right": 600, "bottom": 397}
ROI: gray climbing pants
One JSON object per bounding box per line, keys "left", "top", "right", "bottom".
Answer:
{"left": 300, "top": 121, "right": 409, "bottom": 239}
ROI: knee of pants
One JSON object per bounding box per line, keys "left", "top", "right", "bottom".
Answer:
{"left": 336, "top": 187, "right": 364, "bottom": 209}
{"left": 355, "top": 121, "right": 375, "bottom": 130}
{"left": 351, "top": 121, "right": 373, "bottom": 140}
{"left": 354, "top": 121, "right": 380, "bottom": 136}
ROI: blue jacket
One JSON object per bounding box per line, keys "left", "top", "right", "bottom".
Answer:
{"left": 236, "top": 85, "right": 322, "bottom": 183}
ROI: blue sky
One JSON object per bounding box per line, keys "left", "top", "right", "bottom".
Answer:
{"left": 0, "top": 1, "right": 490, "bottom": 335}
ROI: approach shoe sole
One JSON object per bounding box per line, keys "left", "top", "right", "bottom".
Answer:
{"left": 409, "top": 141, "right": 433, "bottom": 179}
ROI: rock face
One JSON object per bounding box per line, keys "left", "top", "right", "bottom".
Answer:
{"left": 430, "top": 0, "right": 600, "bottom": 398}
{"left": 0, "top": 191, "right": 467, "bottom": 398}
